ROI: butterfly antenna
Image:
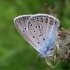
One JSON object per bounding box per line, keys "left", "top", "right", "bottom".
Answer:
{"left": 45, "top": 3, "right": 58, "bottom": 17}
{"left": 32, "top": 54, "right": 40, "bottom": 70}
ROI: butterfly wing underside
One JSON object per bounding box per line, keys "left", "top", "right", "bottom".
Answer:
{"left": 27, "top": 14, "right": 59, "bottom": 57}
{"left": 14, "top": 15, "right": 38, "bottom": 48}
{"left": 14, "top": 14, "right": 59, "bottom": 57}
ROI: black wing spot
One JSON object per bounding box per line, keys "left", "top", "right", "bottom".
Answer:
{"left": 43, "top": 38, "right": 45, "bottom": 41}
{"left": 25, "top": 28, "right": 26, "bottom": 30}
{"left": 41, "top": 18, "right": 43, "bottom": 19}
{"left": 40, "top": 17, "right": 43, "bottom": 22}
{"left": 38, "top": 42, "right": 40, "bottom": 44}
{"left": 39, "top": 26, "right": 40, "bottom": 28}
{"left": 45, "top": 18, "right": 48, "bottom": 23}
{"left": 36, "top": 26, "right": 37, "bottom": 28}
{"left": 30, "top": 24, "right": 32, "bottom": 26}
{"left": 33, "top": 36, "right": 35, "bottom": 38}
{"left": 42, "top": 27, "right": 43, "bottom": 28}
{"left": 36, "top": 17, "right": 39, "bottom": 21}
{"left": 33, "top": 18, "right": 34, "bottom": 20}
{"left": 46, "top": 18, "right": 48, "bottom": 20}
{"left": 34, "top": 31, "right": 35, "bottom": 32}
{"left": 29, "top": 21, "right": 31, "bottom": 23}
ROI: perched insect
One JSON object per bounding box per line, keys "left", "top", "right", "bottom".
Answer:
{"left": 14, "top": 14, "right": 60, "bottom": 57}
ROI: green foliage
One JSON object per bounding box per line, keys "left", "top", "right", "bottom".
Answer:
{"left": 0, "top": 0, "right": 70, "bottom": 70}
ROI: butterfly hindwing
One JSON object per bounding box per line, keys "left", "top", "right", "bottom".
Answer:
{"left": 27, "top": 14, "right": 59, "bottom": 57}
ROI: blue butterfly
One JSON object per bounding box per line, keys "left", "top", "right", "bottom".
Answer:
{"left": 14, "top": 14, "right": 59, "bottom": 57}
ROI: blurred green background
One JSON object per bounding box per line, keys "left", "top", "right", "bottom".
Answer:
{"left": 0, "top": 0, "right": 70, "bottom": 70}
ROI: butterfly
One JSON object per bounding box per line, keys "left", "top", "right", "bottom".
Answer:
{"left": 14, "top": 14, "right": 60, "bottom": 57}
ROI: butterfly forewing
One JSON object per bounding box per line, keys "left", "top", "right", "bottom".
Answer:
{"left": 14, "top": 15, "right": 38, "bottom": 48}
